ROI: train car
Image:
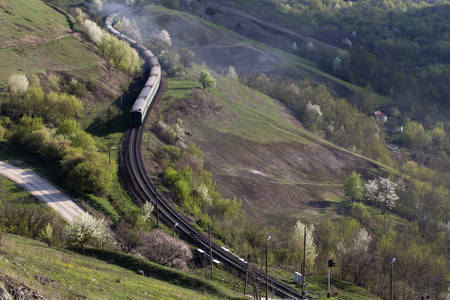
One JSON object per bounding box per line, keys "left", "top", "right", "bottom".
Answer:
{"left": 105, "top": 10, "right": 161, "bottom": 127}
{"left": 145, "top": 76, "right": 158, "bottom": 88}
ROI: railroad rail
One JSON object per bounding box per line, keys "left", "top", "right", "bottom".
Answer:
{"left": 109, "top": 9, "right": 304, "bottom": 299}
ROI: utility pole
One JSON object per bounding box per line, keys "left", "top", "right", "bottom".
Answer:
{"left": 302, "top": 227, "right": 306, "bottom": 300}
{"left": 266, "top": 239, "right": 268, "bottom": 300}
{"left": 108, "top": 142, "right": 112, "bottom": 165}
{"left": 244, "top": 254, "right": 250, "bottom": 296}
{"left": 155, "top": 181, "right": 159, "bottom": 227}
{"left": 172, "top": 222, "right": 178, "bottom": 237}
{"left": 390, "top": 258, "right": 395, "bottom": 300}
{"left": 208, "top": 223, "right": 214, "bottom": 280}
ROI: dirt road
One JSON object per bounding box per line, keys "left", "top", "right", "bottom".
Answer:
{"left": 0, "top": 161, "right": 84, "bottom": 222}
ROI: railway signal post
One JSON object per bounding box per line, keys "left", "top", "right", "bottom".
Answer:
{"left": 327, "top": 259, "right": 336, "bottom": 298}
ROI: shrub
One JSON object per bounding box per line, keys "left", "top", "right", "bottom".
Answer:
{"left": 161, "top": 145, "right": 182, "bottom": 164}
{"left": 141, "top": 229, "right": 192, "bottom": 272}
{"left": 67, "top": 79, "right": 87, "bottom": 98}
{"left": 0, "top": 203, "right": 55, "bottom": 239}
{"left": 11, "top": 115, "right": 44, "bottom": 143}
{"left": 39, "top": 137, "right": 70, "bottom": 163}
{"left": 62, "top": 150, "right": 113, "bottom": 194}
{"left": 205, "top": 7, "right": 218, "bottom": 15}
{"left": 22, "top": 129, "right": 50, "bottom": 154}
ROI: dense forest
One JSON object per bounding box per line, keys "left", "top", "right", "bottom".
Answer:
{"left": 261, "top": 0, "right": 450, "bottom": 121}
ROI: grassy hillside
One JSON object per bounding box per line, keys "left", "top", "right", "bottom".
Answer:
{"left": 144, "top": 63, "right": 382, "bottom": 243}
{"left": 134, "top": 4, "right": 389, "bottom": 104}
{"left": 0, "top": 233, "right": 247, "bottom": 300}
{"left": 0, "top": 0, "right": 103, "bottom": 85}
{"left": 0, "top": 0, "right": 69, "bottom": 47}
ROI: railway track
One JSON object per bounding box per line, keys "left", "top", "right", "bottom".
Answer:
{"left": 110, "top": 9, "right": 304, "bottom": 299}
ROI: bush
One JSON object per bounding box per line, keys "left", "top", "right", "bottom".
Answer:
{"left": 39, "top": 137, "right": 70, "bottom": 163}
{"left": 67, "top": 79, "right": 87, "bottom": 98}
{"left": 141, "top": 229, "right": 192, "bottom": 272}
{"left": 11, "top": 115, "right": 44, "bottom": 143}
{"left": 62, "top": 150, "right": 113, "bottom": 194}
{"left": 205, "top": 7, "right": 218, "bottom": 15}
{"left": 0, "top": 203, "right": 56, "bottom": 239}
{"left": 161, "top": 145, "right": 182, "bottom": 164}
{"left": 22, "top": 129, "right": 50, "bottom": 154}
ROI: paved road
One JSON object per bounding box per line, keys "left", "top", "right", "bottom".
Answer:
{"left": 0, "top": 161, "right": 84, "bottom": 222}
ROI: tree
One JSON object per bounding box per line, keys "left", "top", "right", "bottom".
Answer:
{"left": 140, "top": 201, "right": 154, "bottom": 228}
{"left": 6, "top": 73, "right": 29, "bottom": 95}
{"left": 81, "top": 19, "right": 104, "bottom": 43}
{"left": 198, "top": 70, "right": 216, "bottom": 90}
{"left": 47, "top": 92, "right": 83, "bottom": 123}
{"left": 226, "top": 65, "right": 238, "bottom": 81}
{"left": 141, "top": 229, "right": 192, "bottom": 271}
{"left": 337, "top": 228, "right": 378, "bottom": 286}
{"left": 65, "top": 212, "right": 111, "bottom": 253}
{"left": 99, "top": 105, "right": 121, "bottom": 128}
{"left": 62, "top": 150, "right": 113, "bottom": 194}
{"left": 115, "top": 219, "right": 141, "bottom": 253}
{"left": 364, "top": 177, "right": 399, "bottom": 214}
{"left": 40, "top": 223, "right": 54, "bottom": 247}
{"left": 291, "top": 220, "right": 317, "bottom": 269}
{"left": 179, "top": 49, "right": 194, "bottom": 71}
{"left": 12, "top": 115, "right": 44, "bottom": 143}
{"left": 344, "top": 171, "right": 364, "bottom": 203}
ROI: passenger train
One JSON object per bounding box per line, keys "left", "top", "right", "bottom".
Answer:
{"left": 105, "top": 11, "right": 161, "bottom": 127}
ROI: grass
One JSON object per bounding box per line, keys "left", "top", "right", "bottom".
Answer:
{"left": 0, "top": 234, "right": 248, "bottom": 300}
{"left": 0, "top": 36, "right": 101, "bottom": 86}
{"left": 303, "top": 275, "right": 381, "bottom": 299}
{"left": 0, "top": 0, "right": 69, "bottom": 45}
{"left": 0, "top": 0, "right": 104, "bottom": 87}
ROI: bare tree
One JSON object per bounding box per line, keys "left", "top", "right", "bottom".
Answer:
{"left": 115, "top": 219, "right": 141, "bottom": 253}
{"left": 179, "top": 49, "right": 194, "bottom": 71}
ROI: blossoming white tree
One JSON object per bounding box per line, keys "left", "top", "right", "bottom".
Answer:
{"left": 65, "top": 212, "right": 111, "bottom": 253}
{"left": 7, "top": 73, "right": 29, "bottom": 95}
{"left": 140, "top": 201, "right": 154, "bottom": 226}
{"left": 81, "top": 19, "right": 104, "bottom": 43}
{"left": 226, "top": 65, "right": 238, "bottom": 81}
{"left": 364, "top": 177, "right": 399, "bottom": 214}
{"left": 291, "top": 220, "right": 318, "bottom": 269}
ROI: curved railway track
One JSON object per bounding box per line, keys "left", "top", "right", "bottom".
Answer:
{"left": 109, "top": 9, "right": 303, "bottom": 300}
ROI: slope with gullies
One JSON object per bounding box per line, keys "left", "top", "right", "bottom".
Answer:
{"left": 133, "top": 5, "right": 384, "bottom": 236}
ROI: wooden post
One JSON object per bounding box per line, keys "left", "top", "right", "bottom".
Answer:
{"left": 244, "top": 254, "right": 250, "bottom": 296}
{"left": 302, "top": 227, "right": 306, "bottom": 299}
{"left": 266, "top": 240, "right": 269, "bottom": 300}
{"left": 208, "top": 224, "right": 214, "bottom": 280}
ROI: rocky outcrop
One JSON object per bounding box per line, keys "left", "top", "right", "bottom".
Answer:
{"left": 0, "top": 275, "right": 47, "bottom": 300}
